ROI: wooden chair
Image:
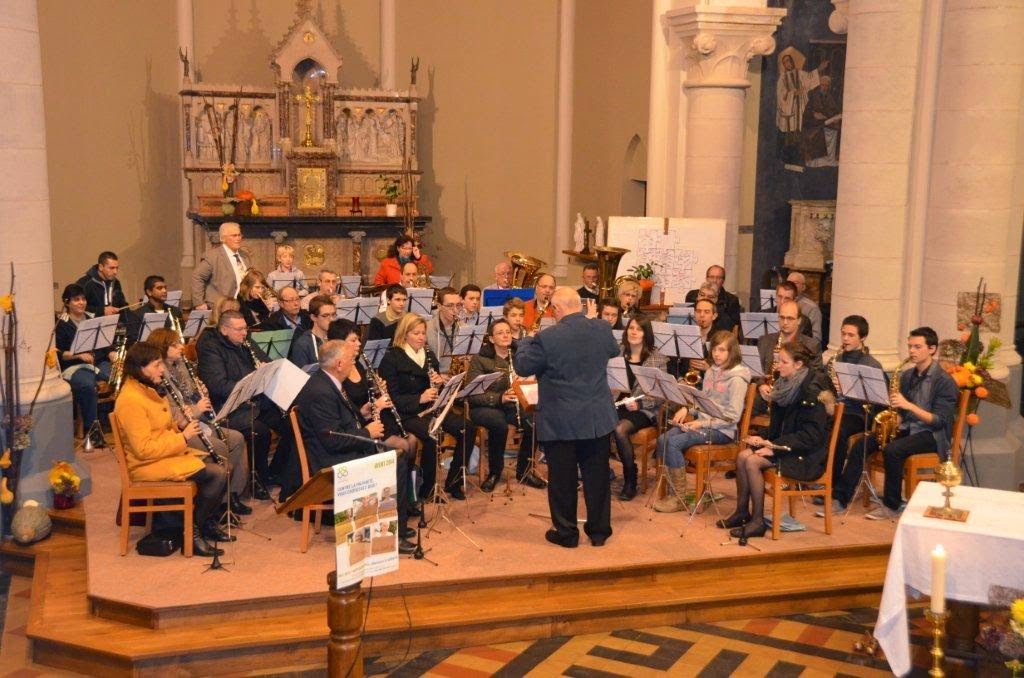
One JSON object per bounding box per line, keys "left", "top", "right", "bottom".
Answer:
{"left": 763, "top": 403, "right": 845, "bottom": 540}
{"left": 864, "top": 389, "right": 971, "bottom": 503}
{"left": 289, "top": 408, "right": 332, "bottom": 553}
{"left": 109, "top": 413, "right": 197, "bottom": 557}
{"left": 682, "top": 382, "right": 758, "bottom": 506}
{"left": 182, "top": 341, "right": 199, "bottom": 363}
{"left": 632, "top": 424, "right": 661, "bottom": 494}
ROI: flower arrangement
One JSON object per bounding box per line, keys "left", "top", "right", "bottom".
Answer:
{"left": 233, "top": 189, "right": 260, "bottom": 216}
{"left": 942, "top": 278, "right": 1002, "bottom": 426}
{"left": 377, "top": 174, "right": 402, "bottom": 203}
{"left": 49, "top": 461, "right": 80, "bottom": 496}
{"left": 629, "top": 261, "right": 660, "bottom": 281}
{"left": 979, "top": 592, "right": 1024, "bottom": 672}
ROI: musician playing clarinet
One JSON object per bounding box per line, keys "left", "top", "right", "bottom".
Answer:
{"left": 466, "top": 319, "right": 544, "bottom": 492}
{"left": 612, "top": 317, "right": 666, "bottom": 501}
{"left": 378, "top": 314, "right": 471, "bottom": 501}
{"left": 718, "top": 342, "right": 829, "bottom": 539}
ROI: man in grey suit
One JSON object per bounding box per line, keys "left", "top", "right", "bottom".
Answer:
{"left": 514, "top": 287, "right": 620, "bottom": 548}
{"left": 192, "top": 222, "right": 252, "bottom": 309}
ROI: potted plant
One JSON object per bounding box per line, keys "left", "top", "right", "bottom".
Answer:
{"left": 48, "top": 460, "right": 80, "bottom": 510}
{"left": 629, "top": 261, "right": 659, "bottom": 305}
{"left": 377, "top": 174, "right": 401, "bottom": 217}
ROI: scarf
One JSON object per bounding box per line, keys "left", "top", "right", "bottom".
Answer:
{"left": 770, "top": 367, "right": 807, "bottom": 407}
{"left": 384, "top": 307, "right": 403, "bottom": 323}
{"left": 404, "top": 344, "right": 425, "bottom": 368}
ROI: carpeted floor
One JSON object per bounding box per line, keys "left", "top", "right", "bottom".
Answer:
{"left": 80, "top": 450, "right": 896, "bottom": 611}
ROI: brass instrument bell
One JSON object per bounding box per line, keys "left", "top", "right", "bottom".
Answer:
{"left": 594, "top": 246, "right": 630, "bottom": 300}
{"left": 505, "top": 251, "right": 546, "bottom": 288}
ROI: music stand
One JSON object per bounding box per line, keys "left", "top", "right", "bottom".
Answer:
{"left": 70, "top": 315, "right": 119, "bottom": 354}
{"left": 182, "top": 310, "right": 211, "bottom": 339}
{"left": 451, "top": 323, "right": 487, "bottom": 364}
{"left": 651, "top": 322, "right": 704, "bottom": 368}
{"left": 740, "top": 313, "right": 778, "bottom": 341}
{"left": 339, "top": 276, "right": 361, "bottom": 298}
{"left": 833, "top": 361, "right": 890, "bottom": 518}
{"left": 362, "top": 339, "right": 390, "bottom": 368}
{"left": 429, "top": 274, "right": 454, "bottom": 289}
{"left": 611, "top": 328, "right": 623, "bottom": 344}
{"left": 479, "top": 306, "right": 503, "bottom": 324}
{"left": 511, "top": 378, "right": 542, "bottom": 496}
{"left": 336, "top": 298, "right": 379, "bottom": 325}
{"left": 739, "top": 345, "right": 765, "bottom": 379}
{"left": 165, "top": 290, "right": 183, "bottom": 308}
{"left": 606, "top": 356, "right": 630, "bottom": 394}
{"left": 250, "top": 329, "right": 295, "bottom": 361}
{"left": 138, "top": 312, "right": 171, "bottom": 341}
{"left": 759, "top": 289, "right": 777, "bottom": 311}
{"left": 407, "top": 288, "right": 434, "bottom": 317}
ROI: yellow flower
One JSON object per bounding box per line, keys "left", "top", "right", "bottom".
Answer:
{"left": 0, "top": 294, "right": 12, "bottom": 313}
{"left": 45, "top": 347, "right": 58, "bottom": 369}
{"left": 1012, "top": 598, "right": 1024, "bottom": 625}
{"left": 963, "top": 361, "right": 976, "bottom": 371}
{"left": 972, "top": 374, "right": 983, "bottom": 386}
{"left": 251, "top": 200, "right": 260, "bottom": 216}
{"left": 221, "top": 178, "right": 229, "bottom": 193}
{"left": 48, "top": 461, "right": 79, "bottom": 493}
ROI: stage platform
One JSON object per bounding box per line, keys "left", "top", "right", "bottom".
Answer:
{"left": 2, "top": 449, "right": 897, "bottom": 676}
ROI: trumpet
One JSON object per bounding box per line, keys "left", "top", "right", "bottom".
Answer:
{"left": 163, "top": 373, "right": 222, "bottom": 464}
{"left": 360, "top": 351, "right": 407, "bottom": 437}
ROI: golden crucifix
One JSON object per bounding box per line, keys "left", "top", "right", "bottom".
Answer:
{"left": 294, "top": 85, "right": 321, "bottom": 147}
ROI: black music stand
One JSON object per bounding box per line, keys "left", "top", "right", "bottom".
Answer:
{"left": 652, "top": 321, "right": 703, "bottom": 379}
{"left": 250, "top": 329, "right": 295, "bottom": 361}
{"left": 336, "top": 298, "right": 379, "bottom": 325}
{"left": 740, "top": 313, "right": 778, "bottom": 341}
{"left": 407, "top": 288, "right": 434, "bottom": 317}
{"left": 69, "top": 315, "right": 119, "bottom": 355}
{"left": 739, "top": 345, "right": 765, "bottom": 379}
{"left": 138, "top": 312, "right": 171, "bottom": 341}
{"left": 362, "top": 339, "right": 390, "bottom": 368}
{"left": 182, "top": 310, "right": 211, "bottom": 339}
{"left": 758, "top": 289, "right": 777, "bottom": 311}
{"left": 339, "top": 276, "right": 361, "bottom": 298}
{"left": 833, "top": 361, "right": 890, "bottom": 520}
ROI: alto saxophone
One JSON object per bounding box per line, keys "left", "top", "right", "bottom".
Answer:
{"left": 764, "top": 334, "right": 783, "bottom": 418}
{"left": 826, "top": 352, "right": 842, "bottom": 394}
{"left": 873, "top": 357, "right": 911, "bottom": 451}
{"left": 109, "top": 330, "right": 129, "bottom": 397}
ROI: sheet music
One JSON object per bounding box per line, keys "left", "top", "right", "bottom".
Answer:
{"left": 182, "top": 309, "right": 211, "bottom": 338}
{"left": 362, "top": 339, "right": 390, "bottom": 368}
{"left": 452, "top": 323, "right": 487, "bottom": 357}
{"left": 339, "top": 276, "right": 361, "bottom": 298}
{"left": 215, "top": 358, "right": 310, "bottom": 420}
{"left": 250, "top": 329, "right": 295, "bottom": 361}
{"left": 632, "top": 365, "right": 689, "bottom": 406}
{"left": 458, "top": 371, "right": 502, "bottom": 399}
{"left": 606, "top": 356, "right": 630, "bottom": 393}
{"left": 834, "top": 361, "right": 889, "bottom": 405}
{"left": 759, "top": 289, "right": 777, "bottom": 311}
{"left": 651, "top": 321, "right": 703, "bottom": 359}
{"left": 335, "top": 297, "right": 379, "bottom": 324}
{"left": 611, "top": 329, "right": 623, "bottom": 343}
{"left": 739, "top": 345, "right": 765, "bottom": 378}
{"left": 479, "top": 306, "right": 503, "bottom": 323}
{"left": 429, "top": 274, "right": 454, "bottom": 289}
{"left": 679, "top": 382, "right": 729, "bottom": 420}
{"left": 407, "top": 288, "right": 434, "bottom": 317}
{"left": 139, "top": 312, "right": 170, "bottom": 341}
{"left": 165, "top": 290, "right": 183, "bottom": 308}
{"left": 420, "top": 373, "right": 464, "bottom": 419}
{"left": 69, "top": 315, "right": 120, "bottom": 354}
{"left": 740, "top": 312, "right": 778, "bottom": 340}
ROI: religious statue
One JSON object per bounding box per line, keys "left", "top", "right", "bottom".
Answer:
{"left": 294, "top": 85, "right": 321, "bottom": 147}
{"left": 573, "top": 212, "right": 585, "bottom": 252}
{"left": 595, "top": 216, "right": 605, "bottom": 247}
{"left": 178, "top": 47, "right": 190, "bottom": 79}
{"left": 249, "top": 107, "right": 272, "bottom": 162}
{"left": 410, "top": 57, "right": 420, "bottom": 86}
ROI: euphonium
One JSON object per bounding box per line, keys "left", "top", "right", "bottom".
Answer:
{"left": 873, "top": 357, "right": 911, "bottom": 451}
{"left": 505, "top": 251, "right": 546, "bottom": 288}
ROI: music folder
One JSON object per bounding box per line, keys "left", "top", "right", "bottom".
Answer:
{"left": 740, "top": 313, "right": 778, "bottom": 340}
{"left": 216, "top": 359, "right": 310, "bottom": 420}
{"left": 182, "top": 309, "right": 211, "bottom": 338}
{"left": 406, "top": 288, "right": 434, "bottom": 317}
{"left": 70, "top": 315, "right": 120, "bottom": 354}
{"left": 833, "top": 362, "right": 889, "bottom": 406}
{"left": 139, "top": 312, "right": 171, "bottom": 341}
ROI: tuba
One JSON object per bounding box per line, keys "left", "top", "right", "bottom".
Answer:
{"left": 594, "top": 246, "right": 630, "bottom": 300}
{"left": 505, "top": 251, "right": 546, "bottom": 288}
{"left": 873, "top": 357, "right": 911, "bottom": 451}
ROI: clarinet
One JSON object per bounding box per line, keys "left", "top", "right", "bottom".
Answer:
{"left": 360, "top": 351, "right": 407, "bottom": 437}
{"left": 162, "top": 375, "right": 222, "bottom": 464}
{"left": 243, "top": 339, "right": 265, "bottom": 368}
{"left": 507, "top": 352, "right": 523, "bottom": 432}
{"left": 180, "top": 358, "right": 227, "bottom": 442}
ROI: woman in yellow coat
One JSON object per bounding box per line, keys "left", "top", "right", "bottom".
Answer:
{"left": 113, "top": 342, "right": 228, "bottom": 557}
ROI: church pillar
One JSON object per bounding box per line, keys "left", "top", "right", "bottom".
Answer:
{"left": 829, "top": 0, "right": 930, "bottom": 367}
{"left": 177, "top": 0, "right": 196, "bottom": 275}
{"left": 380, "top": 0, "right": 396, "bottom": 90}
{"left": 645, "top": 0, "right": 683, "bottom": 218}
{"left": 553, "top": 0, "right": 574, "bottom": 278}
{"left": 920, "top": 1, "right": 1024, "bottom": 488}
{"left": 0, "top": 0, "right": 77, "bottom": 515}
{"left": 663, "top": 3, "right": 786, "bottom": 277}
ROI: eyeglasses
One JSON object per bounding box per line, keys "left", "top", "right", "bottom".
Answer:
{"left": 441, "top": 302, "right": 461, "bottom": 310}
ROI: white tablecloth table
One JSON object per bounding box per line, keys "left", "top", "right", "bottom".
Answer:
{"left": 875, "top": 482, "right": 1024, "bottom": 676}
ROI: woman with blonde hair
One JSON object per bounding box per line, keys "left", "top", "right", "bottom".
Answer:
{"left": 616, "top": 279, "right": 642, "bottom": 325}
{"left": 377, "top": 314, "right": 471, "bottom": 500}
{"left": 236, "top": 269, "right": 272, "bottom": 328}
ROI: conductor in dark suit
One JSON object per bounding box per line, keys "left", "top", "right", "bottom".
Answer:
{"left": 290, "top": 340, "right": 415, "bottom": 554}
{"left": 514, "top": 287, "right": 620, "bottom": 548}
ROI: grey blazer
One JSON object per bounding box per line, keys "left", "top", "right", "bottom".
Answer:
{"left": 191, "top": 245, "right": 252, "bottom": 306}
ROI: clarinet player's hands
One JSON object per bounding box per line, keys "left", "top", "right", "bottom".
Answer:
{"left": 366, "top": 421, "right": 385, "bottom": 439}
{"left": 181, "top": 420, "right": 201, "bottom": 441}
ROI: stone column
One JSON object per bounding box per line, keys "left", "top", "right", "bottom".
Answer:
{"left": 177, "top": 0, "right": 196, "bottom": 276}
{"left": 829, "top": 0, "right": 930, "bottom": 366}
{"left": 0, "top": 0, "right": 77, "bottom": 515}
{"left": 645, "top": 0, "right": 682, "bottom": 217}
{"left": 552, "top": 0, "right": 574, "bottom": 278}
{"left": 663, "top": 2, "right": 786, "bottom": 278}
{"left": 379, "top": 0, "right": 396, "bottom": 90}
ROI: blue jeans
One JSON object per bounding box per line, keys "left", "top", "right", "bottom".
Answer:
{"left": 66, "top": 361, "right": 111, "bottom": 429}
{"left": 656, "top": 427, "right": 732, "bottom": 468}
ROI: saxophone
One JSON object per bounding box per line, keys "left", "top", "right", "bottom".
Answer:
{"left": 764, "top": 334, "right": 783, "bottom": 418}
{"left": 873, "top": 357, "right": 911, "bottom": 451}
{"left": 684, "top": 338, "right": 709, "bottom": 386}
{"left": 826, "top": 352, "right": 841, "bottom": 394}
{"left": 109, "top": 330, "right": 129, "bottom": 397}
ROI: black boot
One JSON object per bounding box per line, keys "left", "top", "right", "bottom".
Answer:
{"left": 618, "top": 463, "right": 638, "bottom": 501}
{"left": 203, "top": 518, "right": 237, "bottom": 543}
{"left": 716, "top": 512, "right": 750, "bottom": 529}
{"left": 188, "top": 534, "right": 224, "bottom": 557}
{"left": 230, "top": 493, "right": 253, "bottom": 515}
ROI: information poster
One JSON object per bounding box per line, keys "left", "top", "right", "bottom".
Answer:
{"left": 333, "top": 450, "right": 400, "bottom": 588}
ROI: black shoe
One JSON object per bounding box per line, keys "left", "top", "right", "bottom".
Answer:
{"left": 618, "top": 481, "right": 638, "bottom": 501}
{"left": 446, "top": 486, "right": 466, "bottom": 501}
{"left": 188, "top": 535, "right": 224, "bottom": 557}
{"left": 407, "top": 505, "right": 422, "bottom": 517}
{"left": 591, "top": 536, "right": 608, "bottom": 547}
{"left": 730, "top": 521, "right": 768, "bottom": 539}
{"left": 398, "top": 538, "right": 416, "bottom": 555}
{"left": 724, "top": 470, "right": 736, "bottom": 480}
{"left": 203, "top": 521, "right": 237, "bottom": 543}
{"left": 400, "top": 526, "right": 416, "bottom": 540}
{"left": 230, "top": 493, "right": 253, "bottom": 515}
{"left": 517, "top": 473, "right": 546, "bottom": 489}
{"left": 715, "top": 512, "right": 750, "bottom": 529}
{"left": 251, "top": 485, "right": 271, "bottom": 501}
{"left": 545, "top": 529, "right": 578, "bottom": 548}
{"left": 481, "top": 474, "right": 500, "bottom": 492}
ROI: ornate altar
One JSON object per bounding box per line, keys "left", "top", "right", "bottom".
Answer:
{"left": 784, "top": 199, "right": 835, "bottom": 304}
{"left": 180, "top": 5, "right": 428, "bottom": 278}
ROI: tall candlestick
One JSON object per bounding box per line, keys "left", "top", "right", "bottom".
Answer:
{"left": 931, "top": 544, "right": 947, "bottom": 614}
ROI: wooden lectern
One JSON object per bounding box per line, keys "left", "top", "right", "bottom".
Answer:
{"left": 278, "top": 469, "right": 364, "bottom": 677}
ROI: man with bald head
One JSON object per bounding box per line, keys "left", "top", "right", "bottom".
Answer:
{"left": 523, "top": 273, "right": 557, "bottom": 330}
{"left": 786, "top": 271, "right": 822, "bottom": 342}
{"left": 265, "top": 286, "right": 312, "bottom": 332}
{"left": 514, "top": 287, "right": 620, "bottom": 548}
{"left": 756, "top": 299, "right": 821, "bottom": 382}
{"left": 192, "top": 221, "right": 253, "bottom": 309}
{"left": 485, "top": 261, "right": 513, "bottom": 290}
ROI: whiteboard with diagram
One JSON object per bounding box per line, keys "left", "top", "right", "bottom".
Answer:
{"left": 606, "top": 217, "right": 727, "bottom": 305}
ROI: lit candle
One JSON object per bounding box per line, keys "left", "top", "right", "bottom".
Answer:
{"left": 931, "top": 544, "right": 947, "bottom": 614}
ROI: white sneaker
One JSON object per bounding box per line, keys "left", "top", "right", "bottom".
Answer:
{"left": 814, "top": 499, "right": 845, "bottom": 518}
{"left": 865, "top": 505, "right": 900, "bottom": 521}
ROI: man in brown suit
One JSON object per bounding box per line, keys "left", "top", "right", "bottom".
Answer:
{"left": 192, "top": 222, "right": 253, "bottom": 309}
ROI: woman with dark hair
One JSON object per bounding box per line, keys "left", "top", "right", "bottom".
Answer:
{"left": 55, "top": 283, "right": 115, "bottom": 434}
{"left": 612, "top": 317, "right": 666, "bottom": 500}
{"left": 112, "top": 342, "right": 228, "bottom": 557}
{"left": 378, "top": 314, "right": 470, "bottom": 500}
{"left": 147, "top": 328, "right": 251, "bottom": 517}
{"left": 653, "top": 331, "right": 750, "bottom": 513}
{"left": 373, "top": 234, "right": 434, "bottom": 286}
{"left": 718, "top": 341, "right": 829, "bottom": 539}
{"left": 236, "top": 269, "right": 272, "bottom": 328}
